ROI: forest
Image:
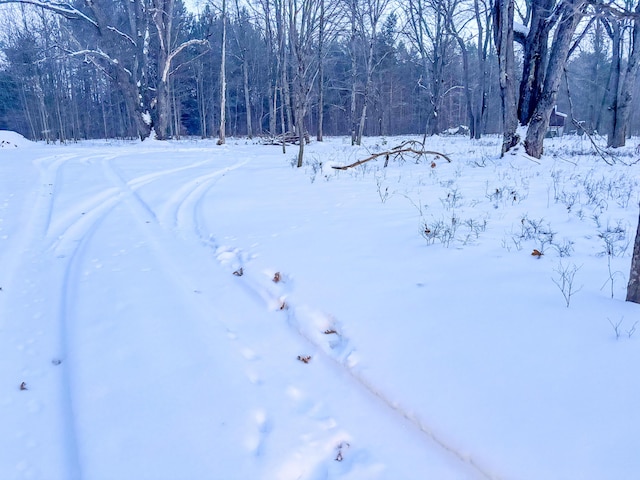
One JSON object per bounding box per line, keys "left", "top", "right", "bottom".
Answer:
{"left": 0, "top": 0, "right": 639, "bottom": 158}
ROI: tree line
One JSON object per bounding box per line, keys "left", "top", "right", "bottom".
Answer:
{"left": 0, "top": 0, "right": 640, "bottom": 160}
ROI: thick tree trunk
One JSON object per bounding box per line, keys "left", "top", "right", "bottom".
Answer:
{"left": 524, "top": 0, "right": 585, "bottom": 159}
{"left": 296, "top": 121, "right": 305, "bottom": 167}
{"left": 155, "top": 78, "right": 170, "bottom": 139}
{"left": 602, "top": 19, "right": 621, "bottom": 141}
{"left": 493, "top": 0, "right": 519, "bottom": 156}
{"left": 116, "top": 67, "right": 152, "bottom": 141}
{"left": 627, "top": 209, "right": 640, "bottom": 303}
{"left": 610, "top": 2, "right": 640, "bottom": 148}
{"left": 518, "top": 0, "right": 553, "bottom": 126}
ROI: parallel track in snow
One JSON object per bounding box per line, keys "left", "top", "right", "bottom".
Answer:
{"left": 32, "top": 151, "right": 225, "bottom": 479}
{"left": 23, "top": 148, "right": 500, "bottom": 479}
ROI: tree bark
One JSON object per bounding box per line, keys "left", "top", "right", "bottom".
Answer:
{"left": 518, "top": 0, "right": 553, "bottom": 126}
{"left": 601, "top": 18, "right": 621, "bottom": 140}
{"left": 524, "top": 0, "right": 586, "bottom": 159}
{"left": 627, "top": 209, "right": 640, "bottom": 303}
{"left": 473, "top": 0, "right": 489, "bottom": 139}
{"left": 493, "top": 0, "right": 519, "bottom": 156}
{"left": 235, "top": 0, "right": 253, "bottom": 139}
{"left": 152, "top": 0, "right": 174, "bottom": 140}
{"left": 349, "top": 0, "right": 358, "bottom": 145}
{"left": 242, "top": 55, "right": 252, "bottom": 138}
{"left": 610, "top": 1, "right": 640, "bottom": 148}
{"left": 218, "top": 0, "right": 227, "bottom": 145}
{"left": 316, "top": 0, "right": 325, "bottom": 141}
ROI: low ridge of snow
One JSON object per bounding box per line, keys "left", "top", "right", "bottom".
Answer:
{"left": 0, "top": 130, "right": 33, "bottom": 148}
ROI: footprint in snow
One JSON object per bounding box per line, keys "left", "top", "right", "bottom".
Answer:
{"left": 244, "top": 409, "right": 271, "bottom": 456}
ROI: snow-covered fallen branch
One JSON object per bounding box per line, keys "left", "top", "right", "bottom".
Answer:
{"left": 332, "top": 140, "right": 452, "bottom": 170}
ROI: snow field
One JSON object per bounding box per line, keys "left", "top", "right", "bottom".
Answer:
{"left": 0, "top": 131, "right": 639, "bottom": 479}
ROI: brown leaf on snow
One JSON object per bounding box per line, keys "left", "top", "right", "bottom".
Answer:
{"left": 531, "top": 249, "right": 543, "bottom": 257}
{"left": 273, "top": 272, "right": 281, "bottom": 283}
{"left": 297, "top": 355, "right": 311, "bottom": 364}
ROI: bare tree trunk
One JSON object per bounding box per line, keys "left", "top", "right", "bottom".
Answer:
{"left": 154, "top": 0, "right": 172, "bottom": 140}
{"left": 601, "top": 18, "right": 621, "bottom": 141}
{"left": 316, "top": 0, "right": 325, "bottom": 141}
{"left": 234, "top": 0, "right": 253, "bottom": 139}
{"left": 356, "top": 0, "right": 389, "bottom": 144}
{"left": 445, "top": 7, "right": 474, "bottom": 138}
{"left": 473, "top": 0, "right": 490, "bottom": 139}
{"left": 261, "top": 0, "right": 278, "bottom": 136}
{"left": 524, "top": 0, "right": 585, "bottom": 159}
{"left": 349, "top": 0, "right": 358, "bottom": 145}
{"left": 197, "top": 69, "right": 208, "bottom": 138}
{"left": 269, "top": 83, "right": 277, "bottom": 136}
{"left": 627, "top": 209, "right": 640, "bottom": 303}
{"left": 242, "top": 57, "right": 253, "bottom": 138}
{"left": 279, "top": 83, "right": 286, "bottom": 154}
{"left": 275, "top": 0, "right": 293, "bottom": 133}
{"left": 218, "top": 0, "right": 227, "bottom": 145}
{"left": 517, "top": 0, "right": 553, "bottom": 126}
{"left": 610, "top": 1, "right": 640, "bottom": 148}
{"left": 493, "top": 0, "right": 519, "bottom": 156}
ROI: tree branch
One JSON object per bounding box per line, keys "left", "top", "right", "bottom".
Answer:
{"left": 332, "top": 141, "right": 452, "bottom": 170}
{"left": 0, "top": 0, "right": 99, "bottom": 27}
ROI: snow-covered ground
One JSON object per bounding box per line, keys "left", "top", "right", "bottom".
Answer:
{"left": 1, "top": 130, "right": 639, "bottom": 480}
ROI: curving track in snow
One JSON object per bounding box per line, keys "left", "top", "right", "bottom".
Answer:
{"left": 2, "top": 143, "right": 498, "bottom": 480}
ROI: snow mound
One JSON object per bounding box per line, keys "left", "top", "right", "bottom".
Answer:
{"left": 0, "top": 131, "right": 32, "bottom": 149}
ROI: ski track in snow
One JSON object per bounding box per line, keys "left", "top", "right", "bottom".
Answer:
{"left": 6, "top": 151, "right": 230, "bottom": 479}
{"left": 8, "top": 147, "right": 497, "bottom": 479}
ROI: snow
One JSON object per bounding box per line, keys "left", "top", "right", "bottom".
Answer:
{"left": 514, "top": 21, "right": 530, "bottom": 38}
{"left": 0, "top": 130, "right": 33, "bottom": 148}
{"left": 1, "top": 131, "right": 639, "bottom": 480}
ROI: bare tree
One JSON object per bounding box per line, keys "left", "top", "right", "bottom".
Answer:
{"left": 354, "top": 0, "right": 390, "bottom": 145}
{"left": 218, "top": 0, "right": 227, "bottom": 144}
{"left": 608, "top": 1, "right": 640, "bottom": 148}
{"left": 405, "top": 0, "right": 451, "bottom": 136}
{"left": 473, "top": 0, "right": 492, "bottom": 139}
{"left": 524, "top": 0, "right": 586, "bottom": 159}
{"left": 627, "top": 208, "right": 640, "bottom": 303}
{"left": 348, "top": 0, "right": 359, "bottom": 144}
{"left": 0, "top": 0, "right": 208, "bottom": 140}
{"left": 492, "top": 0, "right": 519, "bottom": 155}
{"left": 232, "top": 1, "right": 253, "bottom": 138}
{"left": 152, "top": 0, "right": 209, "bottom": 140}
{"left": 442, "top": 0, "right": 481, "bottom": 139}
{"left": 288, "top": 0, "right": 322, "bottom": 166}
{"left": 517, "top": 0, "right": 554, "bottom": 126}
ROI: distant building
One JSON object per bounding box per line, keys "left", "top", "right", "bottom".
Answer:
{"left": 548, "top": 106, "right": 567, "bottom": 137}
